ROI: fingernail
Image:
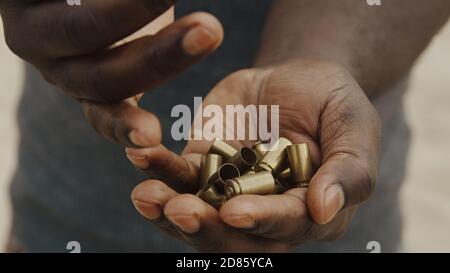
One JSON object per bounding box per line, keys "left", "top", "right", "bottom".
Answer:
{"left": 182, "top": 26, "right": 218, "bottom": 55}
{"left": 128, "top": 130, "right": 148, "bottom": 147}
{"left": 126, "top": 153, "right": 149, "bottom": 169}
{"left": 322, "top": 184, "right": 345, "bottom": 224}
{"left": 166, "top": 214, "right": 200, "bottom": 234}
{"left": 224, "top": 215, "right": 255, "bottom": 229}
{"left": 133, "top": 200, "right": 161, "bottom": 221}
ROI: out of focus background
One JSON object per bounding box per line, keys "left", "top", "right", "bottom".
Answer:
{"left": 0, "top": 20, "right": 449, "bottom": 252}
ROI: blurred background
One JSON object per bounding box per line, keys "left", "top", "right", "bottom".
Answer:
{"left": 0, "top": 20, "right": 449, "bottom": 252}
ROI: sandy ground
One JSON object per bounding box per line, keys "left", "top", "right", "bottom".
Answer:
{"left": 0, "top": 20, "right": 449, "bottom": 252}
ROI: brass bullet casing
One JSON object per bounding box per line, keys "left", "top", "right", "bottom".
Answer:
{"left": 224, "top": 171, "right": 275, "bottom": 198}
{"left": 278, "top": 168, "right": 292, "bottom": 184}
{"left": 274, "top": 168, "right": 293, "bottom": 193}
{"left": 209, "top": 163, "right": 241, "bottom": 192}
{"left": 209, "top": 139, "right": 238, "bottom": 159}
{"left": 244, "top": 169, "right": 257, "bottom": 176}
{"left": 252, "top": 141, "right": 270, "bottom": 161}
{"left": 199, "top": 154, "right": 223, "bottom": 189}
{"left": 255, "top": 137, "right": 293, "bottom": 176}
{"left": 274, "top": 178, "right": 292, "bottom": 194}
{"left": 197, "top": 186, "right": 226, "bottom": 209}
{"left": 226, "top": 147, "right": 259, "bottom": 173}
{"left": 287, "top": 144, "right": 313, "bottom": 187}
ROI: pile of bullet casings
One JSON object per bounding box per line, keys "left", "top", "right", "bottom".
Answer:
{"left": 196, "top": 138, "right": 314, "bottom": 208}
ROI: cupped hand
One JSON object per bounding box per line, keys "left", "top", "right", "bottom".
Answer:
{"left": 127, "top": 60, "right": 381, "bottom": 252}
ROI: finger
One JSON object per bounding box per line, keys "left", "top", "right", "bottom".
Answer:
{"left": 220, "top": 190, "right": 314, "bottom": 242}
{"left": 220, "top": 189, "right": 354, "bottom": 244}
{"left": 126, "top": 146, "right": 200, "bottom": 193}
{"left": 82, "top": 97, "right": 162, "bottom": 147}
{"left": 308, "top": 84, "right": 381, "bottom": 224}
{"left": 2, "top": 0, "right": 176, "bottom": 58}
{"left": 131, "top": 179, "right": 180, "bottom": 238}
{"left": 49, "top": 12, "right": 223, "bottom": 102}
{"left": 164, "top": 194, "right": 288, "bottom": 252}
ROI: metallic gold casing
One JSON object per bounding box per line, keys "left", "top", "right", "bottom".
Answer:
{"left": 209, "top": 139, "right": 238, "bottom": 159}
{"left": 226, "top": 147, "right": 259, "bottom": 173}
{"left": 199, "top": 154, "right": 223, "bottom": 189}
{"left": 274, "top": 168, "right": 293, "bottom": 193}
{"left": 255, "top": 137, "right": 292, "bottom": 175}
{"left": 244, "top": 169, "right": 257, "bottom": 175}
{"left": 278, "top": 168, "right": 292, "bottom": 183}
{"left": 209, "top": 163, "right": 241, "bottom": 192}
{"left": 274, "top": 178, "right": 291, "bottom": 194}
{"left": 252, "top": 141, "right": 270, "bottom": 161}
{"left": 197, "top": 186, "right": 226, "bottom": 209}
{"left": 224, "top": 171, "right": 275, "bottom": 198}
{"left": 287, "top": 144, "right": 313, "bottom": 187}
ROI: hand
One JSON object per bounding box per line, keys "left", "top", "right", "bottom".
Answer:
{"left": 127, "top": 60, "right": 381, "bottom": 252}
{"left": 0, "top": 1, "right": 223, "bottom": 147}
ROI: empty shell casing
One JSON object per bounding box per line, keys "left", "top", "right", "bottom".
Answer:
{"left": 197, "top": 186, "right": 226, "bottom": 209}
{"left": 209, "top": 139, "right": 238, "bottom": 159}
{"left": 224, "top": 171, "right": 275, "bottom": 198}
{"left": 287, "top": 144, "right": 313, "bottom": 187}
{"left": 208, "top": 163, "right": 241, "bottom": 192}
{"left": 255, "top": 137, "right": 292, "bottom": 176}
{"left": 226, "top": 147, "right": 259, "bottom": 173}
{"left": 244, "top": 169, "right": 257, "bottom": 175}
{"left": 276, "top": 168, "right": 294, "bottom": 191}
{"left": 278, "top": 168, "right": 292, "bottom": 183}
{"left": 199, "top": 154, "right": 223, "bottom": 189}
{"left": 252, "top": 141, "right": 270, "bottom": 161}
{"left": 274, "top": 178, "right": 292, "bottom": 194}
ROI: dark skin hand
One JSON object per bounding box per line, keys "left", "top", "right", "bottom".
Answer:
{"left": 0, "top": 1, "right": 223, "bottom": 147}
{"left": 127, "top": 60, "right": 381, "bottom": 252}
{"left": 126, "top": 0, "right": 449, "bottom": 252}
{"left": 3, "top": 0, "right": 448, "bottom": 252}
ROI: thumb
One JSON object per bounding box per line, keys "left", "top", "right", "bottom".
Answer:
{"left": 306, "top": 153, "right": 376, "bottom": 225}
{"left": 307, "top": 79, "right": 381, "bottom": 225}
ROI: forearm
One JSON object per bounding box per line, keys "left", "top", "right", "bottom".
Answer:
{"left": 255, "top": 0, "right": 450, "bottom": 99}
